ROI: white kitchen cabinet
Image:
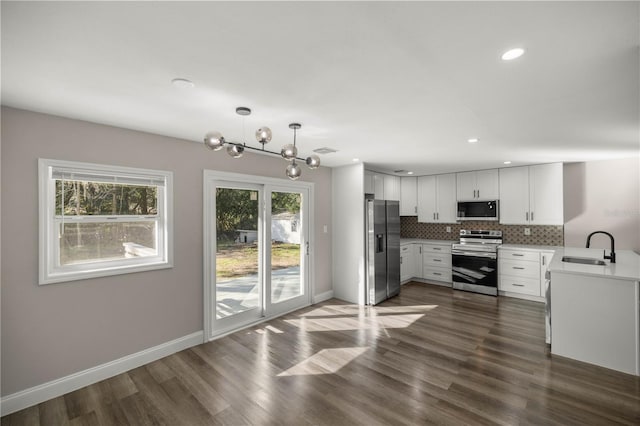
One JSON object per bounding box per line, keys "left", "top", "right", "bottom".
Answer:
{"left": 373, "top": 173, "right": 385, "bottom": 200}
{"left": 498, "top": 247, "right": 554, "bottom": 301}
{"left": 422, "top": 242, "right": 452, "bottom": 284}
{"left": 364, "top": 170, "right": 374, "bottom": 195}
{"left": 400, "top": 244, "right": 415, "bottom": 283}
{"left": 400, "top": 176, "right": 417, "bottom": 216}
{"left": 383, "top": 174, "right": 400, "bottom": 201}
{"left": 417, "top": 173, "right": 457, "bottom": 223}
{"left": 413, "top": 243, "right": 424, "bottom": 277}
{"left": 456, "top": 169, "right": 499, "bottom": 201}
{"left": 529, "top": 164, "right": 563, "bottom": 225}
{"left": 499, "top": 163, "right": 563, "bottom": 225}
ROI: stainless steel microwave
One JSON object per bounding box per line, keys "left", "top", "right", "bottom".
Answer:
{"left": 457, "top": 201, "right": 499, "bottom": 221}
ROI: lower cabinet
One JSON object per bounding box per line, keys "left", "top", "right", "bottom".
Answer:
{"left": 498, "top": 248, "right": 554, "bottom": 300}
{"left": 422, "top": 242, "right": 452, "bottom": 284}
{"left": 399, "top": 241, "right": 453, "bottom": 285}
{"left": 400, "top": 244, "right": 415, "bottom": 283}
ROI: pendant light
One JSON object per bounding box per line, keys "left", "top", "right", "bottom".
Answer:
{"left": 203, "top": 107, "right": 321, "bottom": 180}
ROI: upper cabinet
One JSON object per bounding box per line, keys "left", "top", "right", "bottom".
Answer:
{"left": 456, "top": 169, "right": 499, "bottom": 201}
{"left": 364, "top": 170, "right": 399, "bottom": 201}
{"left": 383, "top": 174, "right": 400, "bottom": 201}
{"left": 373, "top": 173, "right": 385, "bottom": 199}
{"left": 499, "top": 163, "right": 563, "bottom": 225}
{"left": 400, "top": 176, "right": 417, "bottom": 216}
{"left": 417, "top": 173, "right": 457, "bottom": 223}
{"left": 364, "top": 170, "right": 374, "bottom": 195}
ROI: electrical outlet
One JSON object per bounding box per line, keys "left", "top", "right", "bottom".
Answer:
{"left": 446, "top": 226, "right": 452, "bottom": 233}
{"left": 524, "top": 228, "right": 531, "bottom": 236}
{"left": 323, "top": 225, "right": 328, "bottom": 234}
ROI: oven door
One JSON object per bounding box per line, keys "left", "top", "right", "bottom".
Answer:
{"left": 451, "top": 250, "right": 498, "bottom": 296}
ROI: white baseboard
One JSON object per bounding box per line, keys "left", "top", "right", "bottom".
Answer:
{"left": 1, "top": 331, "right": 204, "bottom": 416}
{"left": 313, "top": 290, "right": 334, "bottom": 304}
{"left": 498, "top": 290, "right": 545, "bottom": 303}
{"left": 411, "top": 278, "right": 453, "bottom": 288}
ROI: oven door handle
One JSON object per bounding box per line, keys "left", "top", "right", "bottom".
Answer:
{"left": 452, "top": 250, "right": 497, "bottom": 259}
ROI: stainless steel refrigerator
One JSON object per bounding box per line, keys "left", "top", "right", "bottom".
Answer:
{"left": 365, "top": 198, "right": 401, "bottom": 305}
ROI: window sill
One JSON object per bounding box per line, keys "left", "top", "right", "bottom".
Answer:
{"left": 39, "top": 260, "right": 173, "bottom": 285}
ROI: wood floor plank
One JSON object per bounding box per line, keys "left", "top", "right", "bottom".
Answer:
{"left": 4, "top": 282, "right": 640, "bottom": 425}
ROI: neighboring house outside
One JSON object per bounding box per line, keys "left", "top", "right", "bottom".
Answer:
{"left": 271, "top": 212, "right": 300, "bottom": 244}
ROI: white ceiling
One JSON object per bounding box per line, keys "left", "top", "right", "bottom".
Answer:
{"left": 2, "top": 1, "right": 639, "bottom": 175}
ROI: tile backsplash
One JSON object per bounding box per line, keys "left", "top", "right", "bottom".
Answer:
{"left": 400, "top": 216, "right": 564, "bottom": 246}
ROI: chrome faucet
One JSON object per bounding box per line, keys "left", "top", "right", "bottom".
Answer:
{"left": 586, "top": 231, "right": 616, "bottom": 263}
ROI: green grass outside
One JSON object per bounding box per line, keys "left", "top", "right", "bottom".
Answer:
{"left": 216, "top": 241, "right": 300, "bottom": 279}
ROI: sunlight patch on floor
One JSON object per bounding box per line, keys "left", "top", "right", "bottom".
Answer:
{"left": 277, "top": 347, "right": 368, "bottom": 377}
{"left": 255, "top": 325, "right": 284, "bottom": 334}
{"left": 285, "top": 313, "right": 426, "bottom": 332}
{"left": 300, "top": 304, "right": 439, "bottom": 317}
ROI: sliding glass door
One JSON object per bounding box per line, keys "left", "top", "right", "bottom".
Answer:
{"left": 204, "top": 172, "right": 312, "bottom": 339}
{"left": 266, "top": 186, "right": 308, "bottom": 317}
{"left": 212, "top": 183, "right": 263, "bottom": 332}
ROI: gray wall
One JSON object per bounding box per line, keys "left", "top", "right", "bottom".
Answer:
{"left": 0, "top": 107, "right": 332, "bottom": 396}
{"left": 564, "top": 157, "right": 640, "bottom": 252}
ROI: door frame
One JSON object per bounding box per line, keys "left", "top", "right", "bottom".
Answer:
{"left": 203, "top": 170, "right": 315, "bottom": 341}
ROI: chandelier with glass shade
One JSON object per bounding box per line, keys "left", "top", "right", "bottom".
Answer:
{"left": 204, "top": 107, "right": 320, "bottom": 180}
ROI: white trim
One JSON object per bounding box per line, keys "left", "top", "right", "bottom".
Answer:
{"left": 0, "top": 331, "right": 204, "bottom": 416}
{"left": 313, "top": 290, "right": 334, "bottom": 304}
{"left": 202, "top": 170, "right": 315, "bottom": 340}
{"left": 38, "top": 158, "right": 174, "bottom": 285}
{"left": 498, "top": 290, "right": 545, "bottom": 303}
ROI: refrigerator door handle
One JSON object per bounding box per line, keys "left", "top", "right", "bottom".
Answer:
{"left": 376, "top": 234, "right": 385, "bottom": 253}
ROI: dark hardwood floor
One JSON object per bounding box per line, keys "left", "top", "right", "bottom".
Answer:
{"left": 3, "top": 282, "right": 640, "bottom": 425}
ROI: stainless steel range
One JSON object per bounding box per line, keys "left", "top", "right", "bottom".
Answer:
{"left": 451, "top": 230, "right": 502, "bottom": 296}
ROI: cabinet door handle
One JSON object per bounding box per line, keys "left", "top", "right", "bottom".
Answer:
{"left": 531, "top": 212, "right": 534, "bottom": 221}
{"left": 512, "top": 253, "right": 524, "bottom": 257}
{"left": 419, "top": 246, "right": 422, "bottom": 254}
{"left": 512, "top": 283, "right": 525, "bottom": 287}
{"left": 414, "top": 206, "right": 417, "bottom": 214}
{"left": 542, "top": 256, "right": 546, "bottom": 266}
{"left": 437, "top": 212, "right": 439, "bottom": 220}
{"left": 513, "top": 266, "right": 525, "bottom": 270}
{"left": 433, "top": 272, "right": 442, "bottom": 276}
{"left": 526, "top": 212, "right": 529, "bottom": 221}
{"left": 433, "top": 259, "right": 442, "bottom": 262}
{"left": 433, "top": 213, "right": 436, "bottom": 220}
{"left": 477, "top": 189, "right": 480, "bottom": 198}
{"left": 433, "top": 247, "right": 441, "bottom": 251}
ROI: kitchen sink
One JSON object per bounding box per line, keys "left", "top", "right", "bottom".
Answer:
{"left": 561, "top": 256, "right": 606, "bottom": 266}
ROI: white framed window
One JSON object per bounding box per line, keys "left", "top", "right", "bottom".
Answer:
{"left": 39, "top": 159, "right": 173, "bottom": 284}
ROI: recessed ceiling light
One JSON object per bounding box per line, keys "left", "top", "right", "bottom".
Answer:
{"left": 407, "top": 171, "right": 414, "bottom": 175}
{"left": 171, "top": 78, "right": 195, "bottom": 88}
{"left": 468, "top": 138, "right": 479, "bottom": 143}
{"left": 352, "top": 158, "right": 360, "bottom": 162}
{"left": 504, "top": 161, "right": 512, "bottom": 165}
{"left": 313, "top": 147, "right": 338, "bottom": 154}
{"left": 501, "top": 48, "right": 525, "bottom": 61}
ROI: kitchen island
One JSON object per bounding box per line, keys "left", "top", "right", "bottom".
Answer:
{"left": 549, "top": 247, "right": 640, "bottom": 375}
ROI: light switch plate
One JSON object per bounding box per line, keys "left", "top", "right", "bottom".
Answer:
{"left": 446, "top": 226, "right": 452, "bottom": 233}
{"left": 524, "top": 228, "right": 531, "bottom": 236}
{"left": 323, "top": 225, "right": 328, "bottom": 233}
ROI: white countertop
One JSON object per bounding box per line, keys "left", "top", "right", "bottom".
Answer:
{"left": 400, "top": 238, "right": 455, "bottom": 245}
{"left": 549, "top": 247, "right": 640, "bottom": 281}
{"left": 499, "top": 244, "right": 560, "bottom": 252}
